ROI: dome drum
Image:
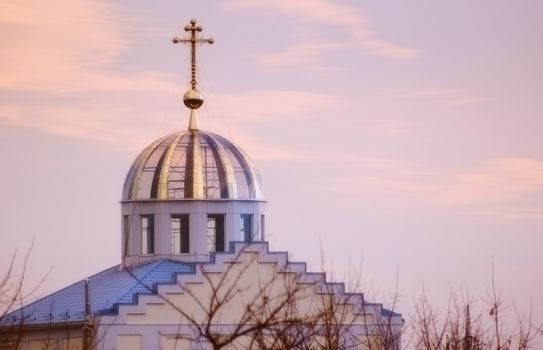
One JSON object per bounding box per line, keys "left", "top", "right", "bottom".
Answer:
{"left": 121, "top": 199, "right": 266, "bottom": 266}
{"left": 121, "top": 129, "right": 266, "bottom": 267}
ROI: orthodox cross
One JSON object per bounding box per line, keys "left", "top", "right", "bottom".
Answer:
{"left": 173, "top": 19, "right": 214, "bottom": 90}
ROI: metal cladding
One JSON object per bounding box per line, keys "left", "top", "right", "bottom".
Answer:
{"left": 122, "top": 130, "right": 263, "bottom": 201}
{"left": 1, "top": 260, "right": 194, "bottom": 326}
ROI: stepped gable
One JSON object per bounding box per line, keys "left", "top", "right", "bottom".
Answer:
{"left": 113, "top": 242, "right": 401, "bottom": 321}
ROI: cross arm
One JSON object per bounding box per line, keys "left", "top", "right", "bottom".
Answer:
{"left": 172, "top": 37, "right": 214, "bottom": 44}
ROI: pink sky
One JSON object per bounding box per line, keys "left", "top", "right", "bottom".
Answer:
{"left": 1, "top": 0, "right": 542, "bottom": 332}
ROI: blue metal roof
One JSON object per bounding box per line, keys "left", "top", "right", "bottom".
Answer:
{"left": 1, "top": 243, "right": 401, "bottom": 327}
{"left": 2, "top": 259, "right": 194, "bottom": 326}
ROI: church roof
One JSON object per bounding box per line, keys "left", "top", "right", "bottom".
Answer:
{"left": 122, "top": 130, "right": 264, "bottom": 201}
{"left": 2, "top": 259, "right": 194, "bottom": 327}
{"left": 2, "top": 243, "right": 401, "bottom": 328}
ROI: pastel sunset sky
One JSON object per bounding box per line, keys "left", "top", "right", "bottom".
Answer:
{"left": 1, "top": 0, "right": 542, "bottom": 325}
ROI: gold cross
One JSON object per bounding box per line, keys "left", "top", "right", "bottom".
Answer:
{"left": 173, "top": 19, "right": 214, "bottom": 90}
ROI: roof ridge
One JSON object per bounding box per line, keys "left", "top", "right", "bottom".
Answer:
{"left": 110, "top": 259, "right": 195, "bottom": 310}
{"left": 111, "top": 260, "right": 165, "bottom": 307}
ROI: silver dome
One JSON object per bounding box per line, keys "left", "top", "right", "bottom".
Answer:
{"left": 122, "top": 130, "right": 263, "bottom": 201}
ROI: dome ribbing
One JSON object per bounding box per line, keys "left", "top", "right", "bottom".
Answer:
{"left": 122, "top": 130, "right": 263, "bottom": 201}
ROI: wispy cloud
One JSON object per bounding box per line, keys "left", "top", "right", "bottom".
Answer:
{"left": 323, "top": 156, "right": 543, "bottom": 220}
{"left": 0, "top": 0, "right": 184, "bottom": 148}
{"left": 224, "top": 0, "right": 421, "bottom": 66}
{"left": 253, "top": 41, "right": 348, "bottom": 69}
{"left": 0, "top": 1, "right": 122, "bottom": 89}
{"left": 0, "top": 104, "right": 139, "bottom": 147}
{"left": 357, "top": 119, "right": 411, "bottom": 135}
{"left": 0, "top": 0, "right": 421, "bottom": 148}
{"left": 0, "top": 0, "right": 176, "bottom": 93}
{"left": 0, "top": 89, "right": 344, "bottom": 150}
{"left": 397, "top": 89, "right": 492, "bottom": 107}
{"left": 440, "top": 158, "right": 543, "bottom": 207}
{"left": 206, "top": 90, "right": 342, "bottom": 122}
{"left": 218, "top": 131, "right": 317, "bottom": 163}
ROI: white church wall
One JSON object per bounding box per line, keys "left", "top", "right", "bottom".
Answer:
{"left": 5, "top": 327, "right": 83, "bottom": 350}
{"left": 116, "top": 334, "right": 141, "bottom": 350}
{"left": 98, "top": 243, "right": 402, "bottom": 349}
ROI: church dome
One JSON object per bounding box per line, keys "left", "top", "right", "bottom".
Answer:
{"left": 122, "top": 130, "right": 263, "bottom": 201}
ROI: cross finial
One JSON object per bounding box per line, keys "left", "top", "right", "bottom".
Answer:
{"left": 173, "top": 19, "right": 214, "bottom": 91}
{"left": 173, "top": 19, "right": 214, "bottom": 130}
